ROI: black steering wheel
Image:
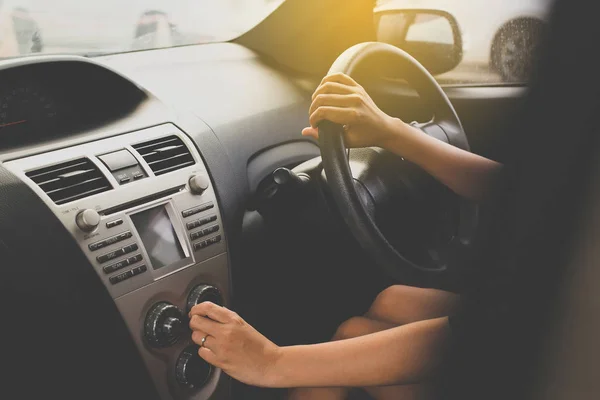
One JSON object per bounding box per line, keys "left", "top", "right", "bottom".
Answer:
{"left": 319, "top": 42, "right": 478, "bottom": 283}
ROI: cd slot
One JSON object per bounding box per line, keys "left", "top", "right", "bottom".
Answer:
{"left": 102, "top": 185, "right": 185, "bottom": 215}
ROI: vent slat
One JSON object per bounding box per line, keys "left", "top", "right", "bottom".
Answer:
{"left": 133, "top": 135, "right": 195, "bottom": 176}
{"left": 45, "top": 177, "right": 106, "bottom": 196}
{"left": 133, "top": 137, "right": 180, "bottom": 153}
{"left": 152, "top": 161, "right": 196, "bottom": 175}
{"left": 26, "top": 158, "right": 112, "bottom": 205}
{"left": 146, "top": 152, "right": 191, "bottom": 166}
{"left": 27, "top": 160, "right": 90, "bottom": 181}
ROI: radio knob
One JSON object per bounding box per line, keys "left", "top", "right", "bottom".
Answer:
{"left": 187, "top": 284, "right": 223, "bottom": 313}
{"left": 76, "top": 209, "right": 100, "bottom": 232}
{"left": 175, "top": 345, "right": 212, "bottom": 388}
{"left": 144, "top": 302, "right": 185, "bottom": 348}
{"left": 189, "top": 174, "right": 210, "bottom": 195}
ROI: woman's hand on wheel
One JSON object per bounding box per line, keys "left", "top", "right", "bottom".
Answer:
{"left": 302, "top": 73, "right": 403, "bottom": 148}
{"left": 189, "top": 302, "right": 282, "bottom": 387}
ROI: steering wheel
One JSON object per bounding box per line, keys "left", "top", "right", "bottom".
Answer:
{"left": 319, "top": 42, "right": 478, "bottom": 283}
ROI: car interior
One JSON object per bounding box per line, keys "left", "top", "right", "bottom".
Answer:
{"left": 1, "top": 0, "right": 599, "bottom": 399}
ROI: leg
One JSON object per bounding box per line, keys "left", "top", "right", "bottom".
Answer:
{"left": 367, "top": 383, "right": 435, "bottom": 400}
{"left": 366, "top": 285, "right": 460, "bottom": 326}
{"left": 288, "top": 286, "right": 459, "bottom": 400}
{"left": 288, "top": 317, "right": 421, "bottom": 400}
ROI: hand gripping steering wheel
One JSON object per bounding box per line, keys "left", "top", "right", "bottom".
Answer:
{"left": 318, "top": 42, "right": 478, "bottom": 283}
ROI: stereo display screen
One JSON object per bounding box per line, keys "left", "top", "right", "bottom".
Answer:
{"left": 131, "top": 205, "right": 185, "bottom": 270}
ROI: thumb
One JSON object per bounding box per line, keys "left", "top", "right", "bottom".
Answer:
{"left": 302, "top": 126, "right": 319, "bottom": 139}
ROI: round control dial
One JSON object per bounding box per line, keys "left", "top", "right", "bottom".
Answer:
{"left": 76, "top": 209, "right": 100, "bottom": 232}
{"left": 144, "top": 302, "right": 185, "bottom": 348}
{"left": 176, "top": 345, "right": 212, "bottom": 388}
{"left": 187, "top": 284, "right": 223, "bottom": 314}
{"left": 189, "top": 174, "right": 210, "bottom": 195}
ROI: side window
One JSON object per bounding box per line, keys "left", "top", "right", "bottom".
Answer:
{"left": 374, "top": 0, "right": 550, "bottom": 85}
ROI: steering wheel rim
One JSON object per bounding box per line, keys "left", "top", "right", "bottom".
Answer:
{"left": 319, "top": 42, "right": 478, "bottom": 282}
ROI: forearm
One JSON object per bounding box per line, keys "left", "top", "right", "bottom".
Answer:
{"left": 269, "top": 317, "right": 451, "bottom": 388}
{"left": 382, "top": 118, "right": 503, "bottom": 201}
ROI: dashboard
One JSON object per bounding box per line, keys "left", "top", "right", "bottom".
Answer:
{"left": 0, "top": 46, "right": 318, "bottom": 400}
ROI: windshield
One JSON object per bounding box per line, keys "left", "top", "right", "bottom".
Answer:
{"left": 0, "top": 0, "right": 284, "bottom": 59}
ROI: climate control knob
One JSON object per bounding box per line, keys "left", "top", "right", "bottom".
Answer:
{"left": 189, "top": 174, "right": 210, "bottom": 195}
{"left": 187, "top": 284, "right": 223, "bottom": 313}
{"left": 176, "top": 345, "right": 212, "bottom": 388}
{"left": 144, "top": 302, "right": 185, "bottom": 348}
{"left": 76, "top": 209, "right": 100, "bottom": 232}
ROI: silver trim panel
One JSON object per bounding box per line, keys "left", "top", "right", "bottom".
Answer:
{"left": 3, "top": 123, "right": 230, "bottom": 400}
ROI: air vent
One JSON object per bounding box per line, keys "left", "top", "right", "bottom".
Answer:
{"left": 132, "top": 135, "right": 195, "bottom": 176}
{"left": 26, "top": 158, "right": 112, "bottom": 205}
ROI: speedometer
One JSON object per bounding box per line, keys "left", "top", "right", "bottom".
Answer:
{"left": 0, "top": 86, "right": 57, "bottom": 132}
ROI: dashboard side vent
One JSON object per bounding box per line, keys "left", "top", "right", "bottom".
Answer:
{"left": 132, "top": 135, "right": 195, "bottom": 176}
{"left": 26, "top": 158, "right": 112, "bottom": 205}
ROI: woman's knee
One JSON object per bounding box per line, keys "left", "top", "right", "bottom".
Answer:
{"left": 366, "top": 285, "right": 461, "bottom": 325}
{"left": 367, "top": 285, "right": 410, "bottom": 321}
{"left": 332, "top": 316, "right": 393, "bottom": 340}
{"left": 333, "top": 317, "right": 370, "bottom": 340}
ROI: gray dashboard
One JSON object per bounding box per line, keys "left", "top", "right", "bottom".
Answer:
{"left": 0, "top": 43, "right": 319, "bottom": 400}
{"left": 99, "top": 43, "right": 321, "bottom": 196}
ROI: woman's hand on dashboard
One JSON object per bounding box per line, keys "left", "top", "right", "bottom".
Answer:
{"left": 302, "top": 73, "right": 403, "bottom": 149}
{"left": 189, "top": 302, "right": 282, "bottom": 387}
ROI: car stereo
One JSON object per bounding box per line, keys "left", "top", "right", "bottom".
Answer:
{"left": 4, "top": 124, "right": 229, "bottom": 400}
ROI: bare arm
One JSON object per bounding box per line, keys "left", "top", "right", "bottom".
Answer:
{"left": 271, "top": 316, "right": 451, "bottom": 388}
{"left": 381, "top": 118, "right": 503, "bottom": 202}
{"left": 303, "top": 73, "right": 503, "bottom": 202}
{"left": 188, "top": 302, "right": 451, "bottom": 388}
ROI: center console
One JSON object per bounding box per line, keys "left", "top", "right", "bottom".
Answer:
{"left": 4, "top": 124, "right": 229, "bottom": 400}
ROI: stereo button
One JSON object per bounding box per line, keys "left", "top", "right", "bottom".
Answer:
{"left": 109, "top": 270, "right": 134, "bottom": 284}
{"left": 88, "top": 241, "right": 106, "bottom": 252}
{"left": 97, "top": 248, "right": 125, "bottom": 263}
{"left": 182, "top": 207, "right": 201, "bottom": 218}
{"left": 199, "top": 202, "right": 214, "bottom": 212}
{"left": 106, "top": 219, "right": 123, "bottom": 229}
{"left": 103, "top": 259, "right": 130, "bottom": 274}
{"left": 123, "top": 243, "right": 139, "bottom": 254}
{"left": 127, "top": 254, "right": 143, "bottom": 264}
{"left": 132, "top": 265, "right": 147, "bottom": 275}
{"left": 187, "top": 221, "right": 200, "bottom": 230}
{"left": 117, "top": 231, "right": 133, "bottom": 241}
{"left": 194, "top": 241, "right": 208, "bottom": 251}
{"left": 89, "top": 231, "right": 132, "bottom": 251}
{"left": 182, "top": 203, "right": 214, "bottom": 218}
